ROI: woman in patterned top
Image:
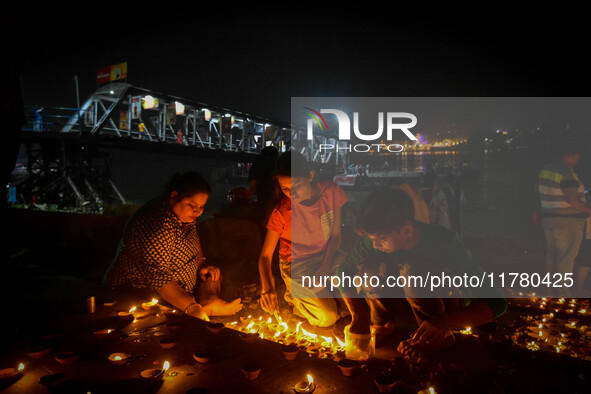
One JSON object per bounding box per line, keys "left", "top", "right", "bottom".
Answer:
{"left": 104, "top": 172, "right": 242, "bottom": 320}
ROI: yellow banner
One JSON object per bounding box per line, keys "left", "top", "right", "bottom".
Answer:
{"left": 110, "top": 62, "right": 127, "bottom": 81}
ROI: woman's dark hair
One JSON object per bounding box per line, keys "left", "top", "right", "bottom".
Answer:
{"left": 274, "top": 150, "right": 311, "bottom": 178}
{"left": 355, "top": 187, "right": 415, "bottom": 236}
{"left": 165, "top": 172, "right": 211, "bottom": 199}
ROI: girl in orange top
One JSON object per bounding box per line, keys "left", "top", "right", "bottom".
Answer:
{"left": 258, "top": 151, "right": 348, "bottom": 327}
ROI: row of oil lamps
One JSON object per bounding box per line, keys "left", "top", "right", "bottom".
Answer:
{"left": 1, "top": 298, "right": 440, "bottom": 394}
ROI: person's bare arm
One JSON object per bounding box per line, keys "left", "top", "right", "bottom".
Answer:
{"left": 258, "top": 229, "right": 280, "bottom": 313}
{"left": 565, "top": 196, "right": 591, "bottom": 216}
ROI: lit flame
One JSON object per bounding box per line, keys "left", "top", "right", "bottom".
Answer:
{"left": 113, "top": 356, "right": 122, "bottom": 361}
{"left": 295, "top": 321, "right": 303, "bottom": 334}
{"left": 275, "top": 332, "right": 281, "bottom": 338}
{"left": 162, "top": 361, "right": 170, "bottom": 371}
{"left": 428, "top": 388, "right": 435, "bottom": 394}
{"left": 129, "top": 306, "right": 137, "bottom": 313}
{"left": 246, "top": 322, "right": 255, "bottom": 330}
{"left": 300, "top": 327, "right": 317, "bottom": 339}
{"left": 18, "top": 363, "right": 24, "bottom": 371}
{"left": 321, "top": 336, "right": 333, "bottom": 344}
{"left": 335, "top": 336, "right": 346, "bottom": 347}
{"left": 279, "top": 322, "right": 289, "bottom": 331}
{"left": 307, "top": 374, "right": 314, "bottom": 385}
{"left": 267, "top": 318, "right": 272, "bottom": 324}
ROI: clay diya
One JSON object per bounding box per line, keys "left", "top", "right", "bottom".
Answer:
{"left": 140, "top": 361, "right": 169, "bottom": 379}
{"left": 206, "top": 322, "right": 224, "bottom": 334}
{"left": 240, "top": 332, "right": 259, "bottom": 343}
{"left": 141, "top": 299, "right": 159, "bottom": 311}
{"left": 374, "top": 373, "right": 396, "bottom": 393}
{"left": 93, "top": 328, "right": 117, "bottom": 340}
{"left": 108, "top": 353, "right": 130, "bottom": 366}
{"left": 26, "top": 345, "right": 53, "bottom": 359}
{"left": 0, "top": 363, "right": 24, "bottom": 382}
{"left": 55, "top": 352, "right": 79, "bottom": 365}
{"left": 193, "top": 350, "right": 212, "bottom": 364}
{"left": 240, "top": 315, "right": 252, "bottom": 324}
{"left": 294, "top": 374, "right": 316, "bottom": 393}
{"left": 159, "top": 337, "right": 178, "bottom": 349}
{"left": 118, "top": 306, "right": 137, "bottom": 318}
{"left": 39, "top": 373, "right": 66, "bottom": 388}
{"left": 281, "top": 344, "right": 299, "bottom": 360}
{"left": 241, "top": 362, "right": 261, "bottom": 380}
{"left": 336, "top": 359, "right": 362, "bottom": 377}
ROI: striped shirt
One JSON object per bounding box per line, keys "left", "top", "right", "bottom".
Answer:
{"left": 538, "top": 160, "right": 586, "bottom": 218}
{"left": 104, "top": 196, "right": 204, "bottom": 292}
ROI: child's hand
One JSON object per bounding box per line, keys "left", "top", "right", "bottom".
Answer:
{"left": 260, "top": 291, "right": 279, "bottom": 313}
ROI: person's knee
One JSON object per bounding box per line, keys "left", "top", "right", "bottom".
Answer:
{"left": 311, "top": 308, "right": 339, "bottom": 327}
{"left": 295, "top": 301, "right": 339, "bottom": 327}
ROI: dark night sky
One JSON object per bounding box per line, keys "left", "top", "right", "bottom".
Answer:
{"left": 7, "top": 9, "right": 591, "bottom": 132}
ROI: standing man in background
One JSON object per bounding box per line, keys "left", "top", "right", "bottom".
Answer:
{"left": 537, "top": 144, "right": 591, "bottom": 292}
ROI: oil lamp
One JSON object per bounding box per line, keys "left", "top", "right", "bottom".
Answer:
{"left": 118, "top": 306, "right": 137, "bottom": 317}
{"left": 294, "top": 374, "right": 315, "bottom": 393}
{"left": 140, "top": 361, "right": 169, "bottom": 379}
{"left": 141, "top": 298, "right": 159, "bottom": 310}
{"left": 108, "top": 353, "right": 130, "bottom": 365}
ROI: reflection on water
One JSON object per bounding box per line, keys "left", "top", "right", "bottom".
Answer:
{"left": 388, "top": 151, "right": 463, "bottom": 174}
